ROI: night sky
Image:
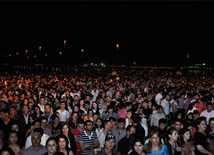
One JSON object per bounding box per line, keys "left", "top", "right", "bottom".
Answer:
{"left": 0, "top": 1, "right": 213, "bottom": 67}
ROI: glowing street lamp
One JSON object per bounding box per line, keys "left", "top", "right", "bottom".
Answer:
{"left": 26, "top": 50, "right": 28, "bottom": 54}
{"left": 116, "top": 44, "right": 119, "bottom": 49}
{"left": 9, "top": 54, "right": 11, "bottom": 57}
{"left": 39, "top": 46, "right": 41, "bottom": 51}
{"left": 64, "top": 40, "right": 66, "bottom": 48}
{"left": 59, "top": 51, "right": 62, "bottom": 55}
{"left": 81, "top": 49, "right": 84, "bottom": 53}
{"left": 16, "top": 52, "right": 18, "bottom": 56}
{"left": 45, "top": 54, "right": 48, "bottom": 57}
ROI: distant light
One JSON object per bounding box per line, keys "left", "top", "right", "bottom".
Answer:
{"left": 133, "top": 61, "right": 136, "bottom": 65}
{"left": 45, "top": 54, "right": 48, "bottom": 57}
{"left": 187, "top": 53, "right": 189, "bottom": 58}
{"left": 91, "top": 63, "right": 93, "bottom": 66}
{"left": 9, "top": 54, "right": 11, "bottom": 57}
{"left": 116, "top": 44, "right": 119, "bottom": 48}
{"left": 101, "top": 63, "right": 104, "bottom": 66}
{"left": 26, "top": 50, "right": 28, "bottom": 54}
{"left": 16, "top": 52, "right": 18, "bottom": 55}
{"left": 59, "top": 51, "right": 62, "bottom": 55}
{"left": 27, "top": 56, "right": 29, "bottom": 59}
{"left": 39, "top": 46, "right": 41, "bottom": 51}
{"left": 34, "top": 55, "right": 36, "bottom": 58}
{"left": 81, "top": 49, "right": 84, "bottom": 53}
{"left": 203, "top": 63, "right": 205, "bottom": 66}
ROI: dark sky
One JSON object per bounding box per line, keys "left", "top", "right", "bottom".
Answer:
{"left": 0, "top": 1, "right": 213, "bottom": 66}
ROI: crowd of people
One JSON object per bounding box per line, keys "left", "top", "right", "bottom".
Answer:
{"left": 0, "top": 67, "right": 214, "bottom": 155}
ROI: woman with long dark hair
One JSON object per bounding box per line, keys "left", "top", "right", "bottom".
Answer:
{"left": 7, "top": 130, "right": 22, "bottom": 155}
{"left": 194, "top": 117, "right": 212, "bottom": 155}
{"left": 130, "top": 136, "right": 146, "bottom": 155}
{"left": 57, "top": 122, "right": 77, "bottom": 154}
{"left": 56, "top": 134, "right": 73, "bottom": 155}
{"left": 179, "top": 127, "right": 195, "bottom": 155}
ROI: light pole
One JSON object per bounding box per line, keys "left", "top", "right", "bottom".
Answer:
{"left": 81, "top": 49, "right": 84, "bottom": 65}
{"left": 116, "top": 44, "right": 119, "bottom": 66}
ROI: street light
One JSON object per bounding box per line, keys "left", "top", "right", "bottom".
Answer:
{"left": 116, "top": 43, "right": 119, "bottom": 66}
{"left": 39, "top": 46, "right": 41, "bottom": 52}
{"left": 81, "top": 49, "right": 84, "bottom": 53}
{"left": 25, "top": 50, "right": 28, "bottom": 54}
{"left": 64, "top": 40, "right": 66, "bottom": 48}
{"left": 59, "top": 51, "right": 62, "bottom": 55}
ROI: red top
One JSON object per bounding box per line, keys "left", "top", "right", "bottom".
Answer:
{"left": 73, "top": 128, "right": 84, "bottom": 154}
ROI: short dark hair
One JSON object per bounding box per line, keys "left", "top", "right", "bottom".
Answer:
{"left": 84, "top": 120, "right": 93, "bottom": 126}
{"left": 0, "top": 108, "right": 9, "bottom": 114}
{"left": 117, "top": 118, "right": 125, "bottom": 124}
{"left": 158, "top": 118, "right": 166, "bottom": 125}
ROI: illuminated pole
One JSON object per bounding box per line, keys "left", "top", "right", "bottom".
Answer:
{"left": 81, "top": 49, "right": 84, "bottom": 65}
{"left": 116, "top": 44, "right": 119, "bottom": 66}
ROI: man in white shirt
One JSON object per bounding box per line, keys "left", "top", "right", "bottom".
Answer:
{"left": 155, "top": 90, "right": 163, "bottom": 105}
{"left": 91, "top": 87, "right": 99, "bottom": 102}
{"left": 38, "top": 97, "right": 45, "bottom": 113}
{"left": 161, "top": 94, "right": 170, "bottom": 117}
{"left": 200, "top": 102, "right": 214, "bottom": 124}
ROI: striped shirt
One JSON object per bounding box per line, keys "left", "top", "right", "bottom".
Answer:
{"left": 78, "top": 131, "right": 98, "bottom": 155}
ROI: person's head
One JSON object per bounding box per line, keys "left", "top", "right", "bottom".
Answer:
{"left": 40, "top": 117, "right": 48, "bottom": 128}
{"left": 206, "top": 102, "right": 213, "bottom": 112}
{"left": 133, "top": 136, "right": 145, "bottom": 155}
{"left": 156, "top": 105, "right": 163, "bottom": 114}
{"left": 104, "top": 134, "right": 116, "bottom": 150}
{"left": 84, "top": 101, "right": 90, "bottom": 110}
{"left": 88, "top": 109, "right": 94, "bottom": 117}
{"left": 11, "top": 123, "right": 19, "bottom": 132}
{"left": 146, "top": 128, "right": 162, "bottom": 153}
{"left": 8, "top": 130, "right": 18, "bottom": 145}
{"left": 52, "top": 114, "right": 60, "bottom": 125}
{"left": 117, "top": 118, "right": 125, "bottom": 130}
{"left": 103, "top": 120, "right": 112, "bottom": 131}
{"left": 0, "top": 109, "right": 10, "bottom": 120}
{"left": 209, "top": 117, "right": 214, "bottom": 130}
{"left": 44, "top": 103, "right": 52, "bottom": 114}
{"left": 84, "top": 120, "right": 93, "bottom": 132}
{"left": 196, "top": 116, "right": 207, "bottom": 131}
{"left": 167, "top": 127, "right": 179, "bottom": 142}
{"left": 82, "top": 114, "right": 89, "bottom": 122}
{"left": 9, "top": 106, "right": 16, "bottom": 115}
{"left": 187, "top": 112, "right": 193, "bottom": 120}
{"left": 59, "top": 101, "right": 66, "bottom": 110}
{"left": 131, "top": 113, "right": 141, "bottom": 124}
{"left": 0, "top": 147, "right": 15, "bottom": 155}
{"left": 180, "top": 127, "right": 191, "bottom": 143}
{"left": 109, "top": 117, "right": 116, "bottom": 127}
{"left": 107, "top": 105, "right": 114, "bottom": 114}
{"left": 193, "top": 101, "right": 199, "bottom": 108}
{"left": 72, "top": 112, "right": 78, "bottom": 121}
{"left": 22, "top": 105, "right": 29, "bottom": 115}
{"left": 40, "top": 97, "right": 45, "bottom": 105}
{"left": 158, "top": 118, "right": 166, "bottom": 130}
{"left": 31, "top": 131, "right": 42, "bottom": 148}
{"left": 95, "top": 118, "right": 103, "bottom": 128}
{"left": 73, "top": 105, "right": 80, "bottom": 113}
{"left": 77, "top": 118, "right": 85, "bottom": 129}
{"left": 46, "top": 137, "right": 58, "bottom": 155}
{"left": 56, "top": 134, "right": 69, "bottom": 151}
{"left": 193, "top": 110, "right": 200, "bottom": 120}
{"left": 57, "top": 122, "right": 70, "bottom": 136}
{"left": 172, "top": 119, "right": 182, "bottom": 132}
{"left": 126, "top": 125, "right": 136, "bottom": 138}
{"left": 33, "top": 120, "right": 41, "bottom": 129}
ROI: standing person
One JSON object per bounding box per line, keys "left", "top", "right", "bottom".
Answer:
{"left": 42, "top": 103, "right": 53, "bottom": 126}
{"left": 73, "top": 118, "right": 85, "bottom": 155}
{"left": 0, "top": 109, "right": 17, "bottom": 141}
{"left": 43, "top": 137, "right": 58, "bottom": 155}
{"left": 150, "top": 105, "right": 166, "bottom": 127}
{"left": 102, "top": 105, "right": 118, "bottom": 121}
{"left": 161, "top": 94, "right": 170, "bottom": 118}
{"left": 166, "top": 127, "right": 183, "bottom": 155}
{"left": 38, "top": 97, "right": 46, "bottom": 113}
{"left": 78, "top": 120, "right": 99, "bottom": 155}
{"left": 200, "top": 102, "right": 214, "bottom": 124}
{"left": 129, "top": 136, "right": 146, "bottom": 155}
{"left": 97, "top": 134, "right": 121, "bottom": 155}
{"left": 56, "top": 134, "right": 73, "bottom": 155}
{"left": 117, "top": 125, "right": 136, "bottom": 155}
{"left": 194, "top": 117, "right": 213, "bottom": 155}
{"left": 98, "top": 120, "right": 112, "bottom": 151}
{"left": 112, "top": 118, "right": 126, "bottom": 149}
{"left": 179, "top": 128, "right": 195, "bottom": 155}
{"left": 144, "top": 128, "right": 169, "bottom": 155}
{"left": 57, "top": 101, "right": 70, "bottom": 122}
{"left": 7, "top": 130, "right": 22, "bottom": 155}
{"left": 57, "top": 122, "right": 77, "bottom": 154}
{"left": 22, "top": 131, "right": 47, "bottom": 155}
{"left": 51, "top": 114, "right": 60, "bottom": 137}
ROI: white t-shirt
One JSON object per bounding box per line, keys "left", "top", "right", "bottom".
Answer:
{"left": 57, "top": 109, "right": 70, "bottom": 122}
{"left": 155, "top": 93, "right": 163, "bottom": 105}
{"left": 161, "top": 99, "right": 170, "bottom": 115}
{"left": 200, "top": 110, "right": 214, "bottom": 124}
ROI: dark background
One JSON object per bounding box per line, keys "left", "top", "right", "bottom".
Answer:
{"left": 0, "top": 1, "right": 213, "bottom": 66}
